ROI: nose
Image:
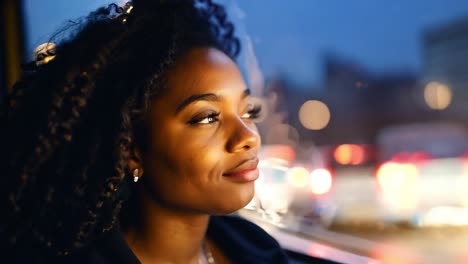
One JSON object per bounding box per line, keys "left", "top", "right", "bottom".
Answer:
{"left": 226, "top": 117, "right": 260, "bottom": 153}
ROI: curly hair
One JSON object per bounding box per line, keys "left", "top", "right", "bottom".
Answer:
{"left": 0, "top": 0, "right": 240, "bottom": 261}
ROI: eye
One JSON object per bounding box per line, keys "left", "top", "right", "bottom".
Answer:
{"left": 188, "top": 112, "right": 220, "bottom": 125}
{"left": 241, "top": 104, "right": 262, "bottom": 120}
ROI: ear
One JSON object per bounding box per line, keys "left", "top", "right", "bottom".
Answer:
{"left": 128, "top": 146, "right": 144, "bottom": 177}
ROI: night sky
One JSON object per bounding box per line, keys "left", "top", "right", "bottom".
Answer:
{"left": 25, "top": 0, "right": 468, "bottom": 86}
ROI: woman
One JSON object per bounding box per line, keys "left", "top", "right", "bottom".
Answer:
{"left": 1, "top": 0, "right": 289, "bottom": 263}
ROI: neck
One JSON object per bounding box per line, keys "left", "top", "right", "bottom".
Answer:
{"left": 122, "top": 194, "right": 211, "bottom": 264}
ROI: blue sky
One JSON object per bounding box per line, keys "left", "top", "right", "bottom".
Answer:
{"left": 25, "top": 0, "right": 468, "bottom": 87}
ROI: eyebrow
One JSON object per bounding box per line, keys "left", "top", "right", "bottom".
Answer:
{"left": 175, "top": 89, "right": 250, "bottom": 114}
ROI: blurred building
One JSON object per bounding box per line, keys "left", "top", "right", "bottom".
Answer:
{"left": 259, "top": 57, "right": 423, "bottom": 148}
{"left": 319, "top": 55, "right": 422, "bottom": 145}
{"left": 423, "top": 16, "right": 468, "bottom": 115}
{"left": 259, "top": 16, "right": 468, "bottom": 154}
{"left": 321, "top": 55, "right": 370, "bottom": 144}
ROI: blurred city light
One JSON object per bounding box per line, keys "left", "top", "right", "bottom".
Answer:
{"left": 390, "top": 151, "right": 431, "bottom": 163}
{"left": 461, "top": 165, "right": 468, "bottom": 207}
{"left": 287, "top": 167, "right": 309, "bottom": 188}
{"left": 376, "top": 162, "right": 418, "bottom": 190}
{"left": 377, "top": 162, "right": 419, "bottom": 210}
{"left": 419, "top": 206, "right": 468, "bottom": 227}
{"left": 333, "top": 144, "right": 365, "bottom": 165}
{"left": 259, "top": 145, "right": 296, "bottom": 163}
{"left": 423, "top": 81, "right": 452, "bottom": 110}
{"left": 309, "top": 168, "right": 333, "bottom": 195}
{"left": 298, "top": 100, "right": 331, "bottom": 130}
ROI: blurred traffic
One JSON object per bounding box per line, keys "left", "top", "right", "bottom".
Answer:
{"left": 229, "top": 2, "right": 468, "bottom": 261}
{"left": 243, "top": 145, "right": 336, "bottom": 227}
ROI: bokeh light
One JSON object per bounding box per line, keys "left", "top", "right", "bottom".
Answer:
{"left": 298, "top": 100, "right": 331, "bottom": 130}
{"left": 259, "top": 145, "right": 296, "bottom": 164}
{"left": 334, "top": 144, "right": 365, "bottom": 165}
{"left": 287, "top": 167, "right": 309, "bottom": 188}
{"left": 377, "top": 162, "right": 419, "bottom": 210}
{"left": 424, "top": 81, "right": 452, "bottom": 110}
{"left": 309, "top": 168, "right": 333, "bottom": 195}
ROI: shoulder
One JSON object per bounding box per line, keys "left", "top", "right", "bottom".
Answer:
{"left": 208, "top": 215, "right": 289, "bottom": 264}
{"left": 209, "top": 214, "right": 279, "bottom": 247}
{"left": 62, "top": 229, "right": 140, "bottom": 264}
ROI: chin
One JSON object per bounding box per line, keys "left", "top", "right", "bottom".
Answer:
{"left": 211, "top": 184, "right": 255, "bottom": 215}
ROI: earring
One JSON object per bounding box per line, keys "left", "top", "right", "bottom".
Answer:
{"left": 133, "top": 168, "right": 140, "bottom": 183}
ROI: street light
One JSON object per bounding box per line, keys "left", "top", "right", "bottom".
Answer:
{"left": 424, "top": 81, "right": 452, "bottom": 110}
{"left": 298, "top": 100, "right": 331, "bottom": 130}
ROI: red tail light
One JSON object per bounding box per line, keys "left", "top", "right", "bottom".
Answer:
{"left": 390, "top": 151, "right": 431, "bottom": 163}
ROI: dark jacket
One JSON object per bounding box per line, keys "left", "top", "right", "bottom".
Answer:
{"left": 65, "top": 215, "right": 289, "bottom": 264}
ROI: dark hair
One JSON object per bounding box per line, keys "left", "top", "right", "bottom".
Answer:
{"left": 1, "top": 0, "right": 239, "bottom": 259}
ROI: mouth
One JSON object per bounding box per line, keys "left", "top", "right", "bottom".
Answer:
{"left": 223, "top": 158, "right": 259, "bottom": 182}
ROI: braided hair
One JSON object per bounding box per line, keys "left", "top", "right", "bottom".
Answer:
{"left": 0, "top": 0, "right": 239, "bottom": 260}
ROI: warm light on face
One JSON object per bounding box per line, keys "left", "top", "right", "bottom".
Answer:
{"left": 144, "top": 48, "right": 260, "bottom": 214}
{"left": 424, "top": 81, "right": 452, "bottom": 110}
{"left": 298, "top": 100, "right": 331, "bottom": 130}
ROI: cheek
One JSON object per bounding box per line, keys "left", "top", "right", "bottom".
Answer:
{"left": 169, "top": 134, "right": 224, "bottom": 174}
{"left": 145, "top": 131, "right": 225, "bottom": 191}
{"left": 141, "top": 121, "right": 255, "bottom": 213}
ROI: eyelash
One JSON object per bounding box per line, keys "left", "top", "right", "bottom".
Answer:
{"left": 188, "top": 104, "right": 262, "bottom": 125}
{"left": 242, "top": 104, "right": 262, "bottom": 120}
{"left": 188, "top": 112, "right": 221, "bottom": 125}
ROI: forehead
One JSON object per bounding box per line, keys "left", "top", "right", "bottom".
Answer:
{"left": 163, "top": 47, "right": 246, "bottom": 101}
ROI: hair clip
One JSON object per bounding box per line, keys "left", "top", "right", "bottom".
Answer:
{"left": 121, "top": 2, "right": 134, "bottom": 24}
{"left": 33, "top": 42, "right": 56, "bottom": 66}
{"left": 124, "top": 2, "right": 134, "bottom": 14}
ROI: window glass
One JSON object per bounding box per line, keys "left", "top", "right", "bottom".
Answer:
{"left": 23, "top": 1, "right": 468, "bottom": 263}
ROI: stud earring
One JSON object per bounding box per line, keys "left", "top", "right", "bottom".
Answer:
{"left": 133, "top": 168, "right": 140, "bottom": 183}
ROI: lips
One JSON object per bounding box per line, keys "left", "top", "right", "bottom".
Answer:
{"left": 223, "top": 158, "right": 259, "bottom": 182}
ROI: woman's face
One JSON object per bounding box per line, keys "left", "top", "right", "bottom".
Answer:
{"left": 139, "top": 47, "right": 261, "bottom": 215}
